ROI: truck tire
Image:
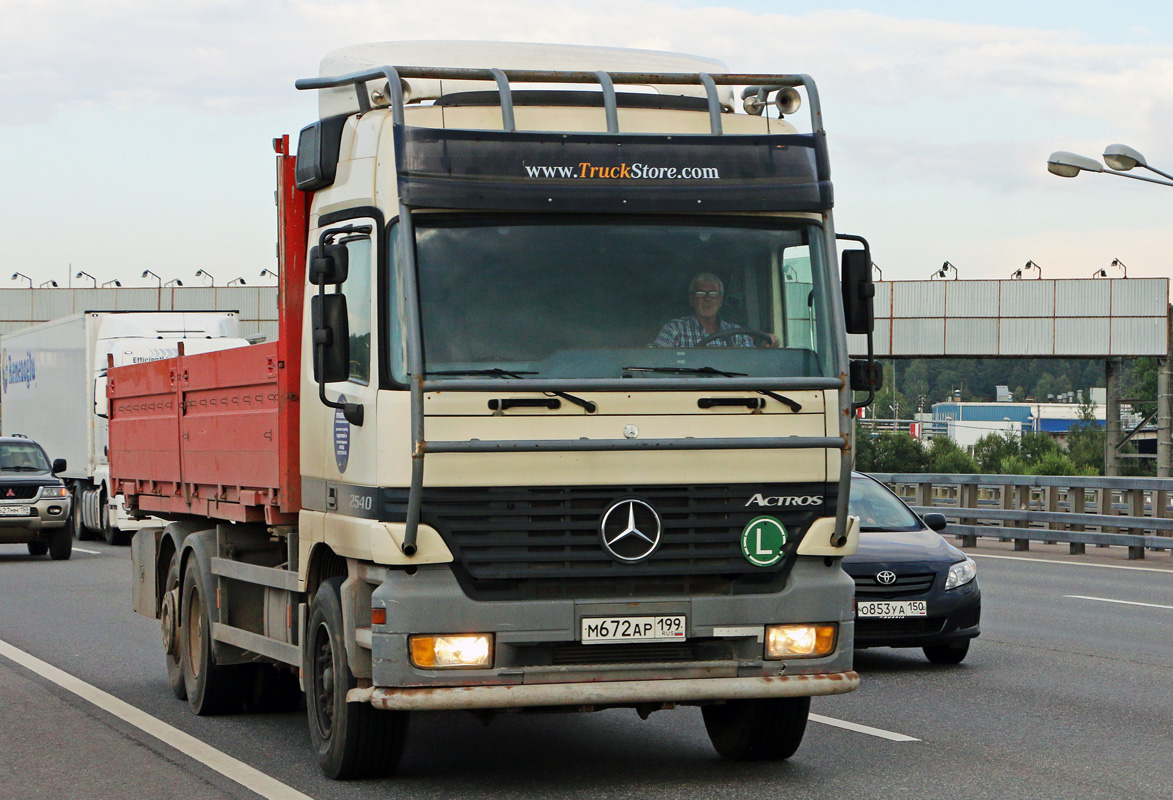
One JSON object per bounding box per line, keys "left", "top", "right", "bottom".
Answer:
{"left": 163, "top": 554, "right": 187, "bottom": 700}
{"left": 180, "top": 562, "right": 246, "bottom": 715}
{"left": 100, "top": 491, "right": 131, "bottom": 546}
{"left": 48, "top": 526, "right": 73, "bottom": 561}
{"left": 71, "top": 490, "right": 95, "bottom": 541}
{"left": 27, "top": 541, "right": 48, "bottom": 556}
{"left": 702, "top": 696, "right": 810, "bottom": 761}
{"left": 305, "top": 577, "right": 409, "bottom": 779}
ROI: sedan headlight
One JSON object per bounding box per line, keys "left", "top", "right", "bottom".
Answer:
{"left": 945, "top": 558, "right": 977, "bottom": 590}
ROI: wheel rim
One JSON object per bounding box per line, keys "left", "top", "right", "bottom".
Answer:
{"left": 311, "top": 622, "right": 335, "bottom": 738}
{"left": 186, "top": 588, "right": 203, "bottom": 680}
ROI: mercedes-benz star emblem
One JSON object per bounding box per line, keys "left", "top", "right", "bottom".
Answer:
{"left": 875, "top": 570, "right": 897, "bottom": 585}
{"left": 599, "top": 499, "right": 662, "bottom": 563}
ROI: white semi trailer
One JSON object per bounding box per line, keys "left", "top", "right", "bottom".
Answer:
{"left": 0, "top": 311, "right": 251, "bottom": 543}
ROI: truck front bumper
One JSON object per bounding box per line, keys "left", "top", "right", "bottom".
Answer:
{"left": 350, "top": 671, "right": 859, "bottom": 711}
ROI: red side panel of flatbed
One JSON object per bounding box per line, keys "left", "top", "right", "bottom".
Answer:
{"left": 108, "top": 137, "right": 308, "bottom": 526}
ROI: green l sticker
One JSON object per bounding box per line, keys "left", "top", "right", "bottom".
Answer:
{"left": 741, "top": 516, "right": 788, "bottom": 567}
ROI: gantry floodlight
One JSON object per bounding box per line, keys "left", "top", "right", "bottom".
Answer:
{"left": 75, "top": 270, "right": 96, "bottom": 286}
{"left": 227, "top": 277, "right": 247, "bottom": 286}
{"left": 164, "top": 278, "right": 184, "bottom": 287}
{"left": 142, "top": 269, "right": 162, "bottom": 287}
{"left": 259, "top": 268, "right": 279, "bottom": 280}
{"left": 871, "top": 262, "right": 883, "bottom": 281}
{"left": 194, "top": 269, "right": 214, "bottom": 286}
{"left": 102, "top": 279, "right": 121, "bottom": 288}
{"left": 1010, "top": 260, "right": 1042, "bottom": 280}
{"left": 1048, "top": 146, "right": 1173, "bottom": 187}
{"left": 931, "top": 261, "right": 958, "bottom": 280}
{"left": 39, "top": 280, "right": 58, "bottom": 288}
{"left": 10, "top": 272, "right": 32, "bottom": 287}
{"left": 1094, "top": 258, "right": 1128, "bottom": 278}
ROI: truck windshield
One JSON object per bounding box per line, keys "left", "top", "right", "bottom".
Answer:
{"left": 401, "top": 215, "right": 836, "bottom": 381}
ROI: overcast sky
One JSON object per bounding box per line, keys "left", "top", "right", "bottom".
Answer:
{"left": 1, "top": 0, "right": 1170, "bottom": 288}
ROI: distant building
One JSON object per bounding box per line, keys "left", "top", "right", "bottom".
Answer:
{"left": 931, "top": 399, "right": 1111, "bottom": 449}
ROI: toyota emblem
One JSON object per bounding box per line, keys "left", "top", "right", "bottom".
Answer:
{"left": 599, "top": 499, "right": 662, "bottom": 563}
{"left": 875, "top": 570, "right": 897, "bottom": 585}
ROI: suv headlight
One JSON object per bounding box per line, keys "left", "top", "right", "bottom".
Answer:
{"left": 945, "top": 558, "right": 977, "bottom": 590}
{"left": 39, "top": 487, "right": 70, "bottom": 498}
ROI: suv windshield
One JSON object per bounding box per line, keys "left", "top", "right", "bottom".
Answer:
{"left": 404, "top": 215, "right": 835, "bottom": 382}
{"left": 849, "top": 474, "right": 924, "bottom": 532}
{"left": 0, "top": 441, "right": 51, "bottom": 472}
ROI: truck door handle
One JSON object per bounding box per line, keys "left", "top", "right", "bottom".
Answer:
{"left": 488, "top": 398, "right": 561, "bottom": 411}
{"left": 697, "top": 397, "right": 766, "bottom": 410}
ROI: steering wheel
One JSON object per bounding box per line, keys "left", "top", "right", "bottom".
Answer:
{"left": 695, "top": 327, "right": 773, "bottom": 347}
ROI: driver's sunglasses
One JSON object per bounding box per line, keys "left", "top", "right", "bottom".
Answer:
{"left": 692, "top": 290, "right": 724, "bottom": 299}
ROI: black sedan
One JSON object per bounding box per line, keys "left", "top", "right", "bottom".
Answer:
{"left": 843, "top": 472, "right": 981, "bottom": 664}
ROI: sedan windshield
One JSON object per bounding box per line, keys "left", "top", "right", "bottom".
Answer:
{"left": 406, "top": 215, "right": 835, "bottom": 381}
{"left": 849, "top": 474, "right": 924, "bottom": 532}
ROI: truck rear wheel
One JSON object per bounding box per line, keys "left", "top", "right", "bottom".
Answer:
{"left": 305, "top": 577, "right": 409, "bottom": 779}
{"left": 71, "top": 488, "right": 94, "bottom": 541}
{"left": 27, "top": 541, "right": 48, "bottom": 556}
{"left": 163, "top": 554, "right": 187, "bottom": 700}
{"left": 48, "top": 526, "right": 73, "bottom": 560}
{"left": 702, "top": 696, "right": 810, "bottom": 761}
{"left": 180, "top": 563, "right": 246, "bottom": 715}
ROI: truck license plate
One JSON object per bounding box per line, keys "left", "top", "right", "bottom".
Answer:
{"left": 0, "top": 506, "right": 30, "bottom": 516}
{"left": 580, "top": 615, "right": 686, "bottom": 644}
{"left": 857, "top": 600, "right": 927, "bottom": 619}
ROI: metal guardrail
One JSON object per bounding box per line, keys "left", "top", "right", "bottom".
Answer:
{"left": 869, "top": 472, "right": 1173, "bottom": 560}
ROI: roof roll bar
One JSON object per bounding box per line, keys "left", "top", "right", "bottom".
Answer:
{"left": 296, "top": 67, "right": 825, "bottom": 137}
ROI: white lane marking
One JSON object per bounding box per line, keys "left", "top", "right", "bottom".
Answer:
{"left": 810, "top": 713, "right": 920, "bottom": 742}
{"left": 971, "top": 553, "right": 1173, "bottom": 574}
{"left": 0, "top": 637, "right": 314, "bottom": 800}
{"left": 1065, "top": 595, "right": 1173, "bottom": 611}
{"left": 73, "top": 548, "right": 101, "bottom": 555}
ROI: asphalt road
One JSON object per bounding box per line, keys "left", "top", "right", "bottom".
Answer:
{"left": 1, "top": 540, "right": 1170, "bottom": 800}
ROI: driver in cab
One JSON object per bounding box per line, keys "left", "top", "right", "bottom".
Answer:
{"left": 653, "top": 272, "right": 779, "bottom": 348}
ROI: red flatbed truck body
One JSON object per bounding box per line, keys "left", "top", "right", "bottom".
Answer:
{"left": 108, "top": 137, "right": 309, "bottom": 526}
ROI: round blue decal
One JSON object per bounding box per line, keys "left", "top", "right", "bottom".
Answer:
{"left": 334, "top": 395, "right": 350, "bottom": 473}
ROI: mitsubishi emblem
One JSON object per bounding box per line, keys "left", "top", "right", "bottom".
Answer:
{"left": 599, "top": 499, "right": 662, "bottom": 563}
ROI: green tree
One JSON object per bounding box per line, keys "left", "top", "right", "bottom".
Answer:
{"left": 973, "top": 432, "right": 1020, "bottom": 473}
{"left": 1065, "top": 402, "right": 1105, "bottom": 474}
{"left": 927, "top": 436, "right": 977, "bottom": 473}
{"left": 864, "top": 431, "right": 930, "bottom": 474}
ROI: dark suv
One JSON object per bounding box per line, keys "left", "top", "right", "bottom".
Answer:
{"left": 0, "top": 437, "right": 73, "bottom": 559}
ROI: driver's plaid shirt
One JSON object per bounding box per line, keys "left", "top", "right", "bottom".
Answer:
{"left": 653, "top": 316, "right": 753, "bottom": 348}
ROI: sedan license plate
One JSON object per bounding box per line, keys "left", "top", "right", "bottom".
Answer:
{"left": 0, "top": 505, "right": 30, "bottom": 516}
{"left": 581, "top": 615, "right": 686, "bottom": 644}
{"left": 857, "top": 600, "right": 927, "bottom": 619}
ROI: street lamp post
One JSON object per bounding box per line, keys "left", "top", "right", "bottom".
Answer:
{"left": 1048, "top": 143, "right": 1172, "bottom": 476}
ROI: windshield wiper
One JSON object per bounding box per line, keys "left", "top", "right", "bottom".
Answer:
{"left": 622, "top": 366, "right": 802, "bottom": 412}
{"left": 428, "top": 369, "right": 597, "bottom": 413}
{"left": 2, "top": 466, "right": 42, "bottom": 472}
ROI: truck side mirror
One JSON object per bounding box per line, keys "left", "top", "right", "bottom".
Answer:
{"left": 850, "top": 359, "right": 883, "bottom": 392}
{"left": 52, "top": 458, "right": 66, "bottom": 474}
{"left": 311, "top": 293, "right": 350, "bottom": 384}
{"left": 841, "top": 249, "right": 875, "bottom": 335}
{"left": 309, "top": 243, "right": 349, "bottom": 286}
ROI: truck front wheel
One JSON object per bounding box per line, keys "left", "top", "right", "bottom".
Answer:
{"left": 180, "top": 563, "right": 245, "bottom": 714}
{"left": 305, "top": 577, "right": 409, "bottom": 779}
{"left": 702, "top": 696, "right": 810, "bottom": 761}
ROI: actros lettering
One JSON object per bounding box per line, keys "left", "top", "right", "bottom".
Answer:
{"left": 745, "top": 494, "right": 823, "bottom": 508}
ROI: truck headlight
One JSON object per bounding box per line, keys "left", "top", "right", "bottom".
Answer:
{"left": 409, "top": 634, "right": 494, "bottom": 669}
{"left": 945, "top": 558, "right": 977, "bottom": 590}
{"left": 766, "top": 624, "right": 836, "bottom": 659}
{"left": 39, "top": 487, "right": 70, "bottom": 498}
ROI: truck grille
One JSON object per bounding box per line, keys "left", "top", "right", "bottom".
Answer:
{"left": 514, "top": 638, "right": 735, "bottom": 666}
{"left": 387, "top": 483, "right": 833, "bottom": 601}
